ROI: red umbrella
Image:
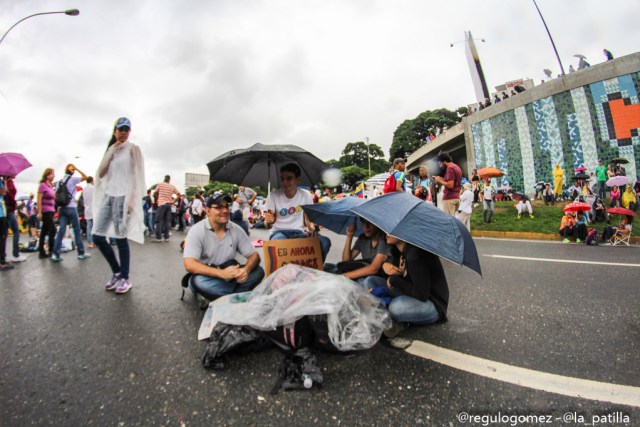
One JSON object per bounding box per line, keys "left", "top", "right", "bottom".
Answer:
{"left": 574, "top": 166, "right": 587, "bottom": 172}
{"left": 0, "top": 152, "right": 32, "bottom": 177}
{"left": 563, "top": 201, "right": 591, "bottom": 213}
{"left": 477, "top": 167, "right": 504, "bottom": 178}
{"left": 606, "top": 207, "right": 636, "bottom": 217}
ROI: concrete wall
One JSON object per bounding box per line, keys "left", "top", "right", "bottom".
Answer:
{"left": 408, "top": 52, "right": 640, "bottom": 193}
{"left": 464, "top": 52, "right": 640, "bottom": 193}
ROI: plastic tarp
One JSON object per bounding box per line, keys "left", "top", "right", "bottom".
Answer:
{"left": 205, "top": 264, "right": 391, "bottom": 351}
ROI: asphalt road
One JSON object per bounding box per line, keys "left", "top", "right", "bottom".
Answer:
{"left": 1, "top": 229, "right": 639, "bottom": 426}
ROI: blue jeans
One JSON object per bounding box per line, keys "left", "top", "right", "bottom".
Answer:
{"left": 190, "top": 266, "right": 265, "bottom": 300}
{"left": 86, "top": 219, "right": 94, "bottom": 245}
{"left": 7, "top": 212, "right": 20, "bottom": 258}
{"left": 363, "top": 276, "right": 440, "bottom": 325}
{"left": 93, "top": 235, "right": 130, "bottom": 279}
{"left": 53, "top": 207, "right": 85, "bottom": 256}
{"left": 270, "top": 229, "right": 331, "bottom": 262}
{"left": 483, "top": 200, "right": 494, "bottom": 223}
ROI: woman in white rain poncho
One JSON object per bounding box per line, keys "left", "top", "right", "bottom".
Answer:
{"left": 92, "top": 117, "right": 146, "bottom": 294}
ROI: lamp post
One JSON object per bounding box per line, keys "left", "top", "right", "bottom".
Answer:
{"left": 532, "top": 0, "right": 565, "bottom": 76}
{"left": 0, "top": 9, "right": 80, "bottom": 47}
{"left": 365, "top": 136, "right": 371, "bottom": 179}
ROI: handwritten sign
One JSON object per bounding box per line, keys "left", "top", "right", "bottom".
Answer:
{"left": 262, "top": 237, "right": 323, "bottom": 276}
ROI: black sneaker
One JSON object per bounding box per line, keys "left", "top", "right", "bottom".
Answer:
{"left": 0, "top": 263, "right": 15, "bottom": 271}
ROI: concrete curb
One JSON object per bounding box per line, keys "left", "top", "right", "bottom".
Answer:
{"left": 471, "top": 230, "right": 639, "bottom": 245}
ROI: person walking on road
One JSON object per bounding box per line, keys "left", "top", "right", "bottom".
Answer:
{"left": 92, "top": 117, "right": 146, "bottom": 294}
{"left": 37, "top": 168, "right": 57, "bottom": 259}
{"left": 1, "top": 175, "right": 27, "bottom": 263}
{"left": 0, "top": 177, "right": 14, "bottom": 271}
{"left": 433, "top": 151, "right": 462, "bottom": 216}
{"left": 83, "top": 176, "right": 95, "bottom": 248}
{"left": 51, "top": 164, "right": 90, "bottom": 262}
{"left": 153, "top": 175, "right": 180, "bottom": 242}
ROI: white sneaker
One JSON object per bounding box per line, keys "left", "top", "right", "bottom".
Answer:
{"left": 11, "top": 254, "right": 27, "bottom": 263}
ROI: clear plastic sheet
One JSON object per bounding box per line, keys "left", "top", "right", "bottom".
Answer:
{"left": 212, "top": 264, "right": 391, "bottom": 351}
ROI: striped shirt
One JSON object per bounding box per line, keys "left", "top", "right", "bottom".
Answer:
{"left": 156, "top": 182, "right": 179, "bottom": 206}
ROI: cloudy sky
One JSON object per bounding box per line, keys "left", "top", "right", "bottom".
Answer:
{"left": 0, "top": 0, "right": 636, "bottom": 194}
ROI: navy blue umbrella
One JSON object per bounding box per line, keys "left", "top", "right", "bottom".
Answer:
{"left": 302, "top": 197, "right": 366, "bottom": 236}
{"left": 350, "top": 192, "right": 481, "bottom": 275}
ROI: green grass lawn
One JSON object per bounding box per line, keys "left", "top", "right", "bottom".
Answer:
{"left": 469, "top": 199, "right": 614, "bottom": 235}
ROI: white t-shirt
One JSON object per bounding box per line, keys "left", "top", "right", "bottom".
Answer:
{"left": 483, "top": 185, "right": 495, "bottom": 201}
{"left": 83, "top": 184, "right": 94, "bottom": 220}
{"left": 191, "top": 198, "right": 204, "bottom": 216}
{"left": 265, "top": 188, "right": 313, "bottom": 234}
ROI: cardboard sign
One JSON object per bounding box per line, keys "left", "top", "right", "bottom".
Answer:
{"left": 262, "top": 236, "right": 323, "bottom": 276}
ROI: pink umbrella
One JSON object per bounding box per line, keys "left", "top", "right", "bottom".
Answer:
{"left": 563, "top": 201, "right": 591, "bottom": 213}
{"left": 0, "top": 153, "right": 32, "bottom": 177}
{"left": 606, "top": 176, "right": 628, "bottom": 187}
{"left": 574, "top": 166, "right": 587, "bottom": 172}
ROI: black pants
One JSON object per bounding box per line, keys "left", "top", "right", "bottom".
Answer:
{"left": 0, "top": 217, "right": 7, "bottom": 263}
{"left": 38, "top": 212, "right": 56, "bottom": 256}
{"left": 559, "top": 226, "right": 573, "bottom": 238}
{"left": 575, "top": 223, "right": 587, "bottom": 241}
{"left": 155, "top": 204, "right": 172, "bottom": 239}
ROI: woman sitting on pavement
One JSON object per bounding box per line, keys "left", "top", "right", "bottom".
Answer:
{"left": 601, "top": 215, "right": 633, "bottom": 243}
{"left": 574, "top": 211, "right": 588, "bottom": 243}
{"left": 559, "top": 211, "right": 576, "bottom": 243}
{"left": 610, "top": 185, "right": 621, "bottom": 208}
{"left": 621, "top": 186, "right": 637, "bottom": 211}
{"left": 362, "top": 235, "right": 449, "bottom": 330}
{"left": 325, "top": 218, "right": 390, "bottom": 285}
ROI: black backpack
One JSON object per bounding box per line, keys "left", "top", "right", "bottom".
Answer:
{"left": 55, "top": 175, "right": 72, "bottom": 209}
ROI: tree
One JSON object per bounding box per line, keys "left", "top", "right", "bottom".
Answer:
{"left": 325, "top": 159, "right": 341, "bottom": 168}
{"left": 339, "top": 141, "right": 388, "bottom": 177}
{"left": 340, "top": 165, "right": 369, "bottom": 187}
{"left": 185, "top": 181, "right": 264, "bottom": 199}
{"left": 389, "top": 107, "right": 464, "bottom": 161}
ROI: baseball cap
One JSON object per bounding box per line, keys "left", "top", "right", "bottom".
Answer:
{"left": 206, "top": 194, "right": 232, "bottom": 208}
{"left": 115, "top": 117, "right": 131, "bottom": 128}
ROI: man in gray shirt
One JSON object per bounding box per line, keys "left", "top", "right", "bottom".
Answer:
{"left": 183, "top": 194, "right": 264, "bottom": 299}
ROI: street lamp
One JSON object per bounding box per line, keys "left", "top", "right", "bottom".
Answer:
{"left": 532, "top": 0, "right": 565, "bottom": 76}
{"left": 0, "top": 9, "right": 80, "bottom": 47}
{"left": 365, "top": 136, "right": 371, "bottom": 178}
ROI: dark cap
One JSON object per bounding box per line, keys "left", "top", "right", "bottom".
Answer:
{"left": 206, "top": 194, "right": 232, "bottom": 208}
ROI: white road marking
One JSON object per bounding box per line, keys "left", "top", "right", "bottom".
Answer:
{"left": 485, "top": 254, "right": 640, "bottom": 268}
{"left": 406, "top": 340, "right": 640, "bottom": 407}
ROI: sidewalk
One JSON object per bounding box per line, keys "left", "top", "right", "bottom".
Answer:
{"left": 471, "top": 229, "right": 640, "bottom": 245}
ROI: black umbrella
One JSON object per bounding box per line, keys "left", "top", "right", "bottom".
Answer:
{"left": 207, "top": 143, "right": 328, "bottom": 188}
{"left": 611, "top": 157, "right": 629, "bottom": 164}
{"left": 572, "top": 172, "right": 589, "bottom": 180}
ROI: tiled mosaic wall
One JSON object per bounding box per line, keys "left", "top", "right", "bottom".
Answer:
{"left": 471, "top": 72, "right": 640, "bottom": 193}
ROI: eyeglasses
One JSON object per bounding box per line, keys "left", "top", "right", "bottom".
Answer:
{"left": 280, "top": 175, "right": 296, "bottom": 182}
{"left": 209, "top": 204, "right": 230, "bottom": 210}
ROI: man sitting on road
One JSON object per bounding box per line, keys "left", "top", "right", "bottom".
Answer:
{"left": 264, "top": 163, "right": 331, "bottom": 262}
{"left": 183, "top": 194, "right": 264, "bottom": 300}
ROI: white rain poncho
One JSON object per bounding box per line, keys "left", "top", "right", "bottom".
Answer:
{"left": 92, "top": 141, "right": 146, "bottom": 243}
{"left": 211, "top": 264, "right": 391, "bottom": 351}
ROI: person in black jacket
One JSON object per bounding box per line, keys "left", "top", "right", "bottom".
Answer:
{"left": 362, "top": 235, "right": 449, "bottom": 325}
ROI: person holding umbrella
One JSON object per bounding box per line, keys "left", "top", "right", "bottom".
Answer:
{"left": 264, "top": 163, "right": 331, "bottom": 262}
{"left": 362, "top": 234, "right": 449, "bottom": 331}
{"left": 559, "top": 211, "right": 576, "bottom": 243}
{"left": 601, "top": 215, "right": 633, "bottom": 244}
{"left": 0, "top": 178, "right": 13, "bottom": 271}
{"left": 1, "top": 176, "right": 27, "bottom": 263}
